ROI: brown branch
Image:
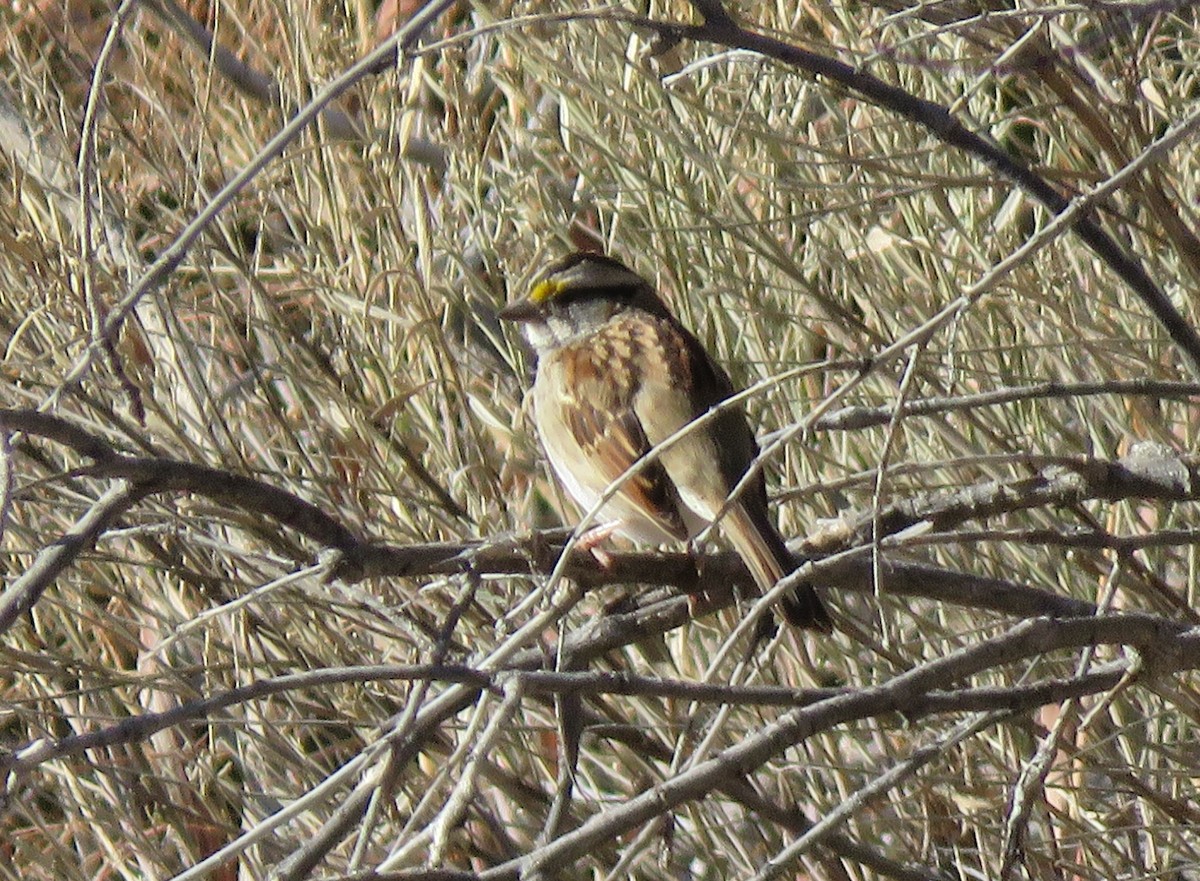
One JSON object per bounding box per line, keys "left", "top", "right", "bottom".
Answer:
{"left": 0, "top": 663, "right": 488, "bottom": 773}
{"left": 144, "top": 0, "right": 277, "bottom": 112}
{"left": 325, "top": 873, "right": 481, "bottom": 881}
{"left": 716, "top": 777, "right": 951, "bottom": 881}
{"left": 902, "top": 525, "right": 1200, "bottom": 553}
{"left": 485, "top": 615, "right": 1198, "bottom": 879}
{"left": 104, "top": 608, "right": 1140, "bottom": 881}
{"left": 631, "top": 1, "right": 1200, "bottom": 376}
{"left": 278, "top": 608, "right": 1171, "bottom": 880}
{"left": 91, "top": 456, "right": 363, "bottom": 551}
{"left": 754, "top": 711, "right": 1010, "bottom": 879}
{"left": 1, "top": 657, "right": 1130, "bottom": 777}
{"left": 839, "top": 443, "right": 1200, "bottom": 546}
{"left": 141, "top": 0, "right": 446, "bottom": 169}
{"left": 0, "top": 409, "right": 363, "bottom": 634}
{"left": 2, "top": 409, "right": 119, "bottom": 462}
{"left": 9, "top": 407, "right": 1180, "bottom": 635}
{"left": 14, "top": 409, "right": 1196, "bottom": 669}
{"left": 2, "top": 408, "right": 360, "bottom": 554}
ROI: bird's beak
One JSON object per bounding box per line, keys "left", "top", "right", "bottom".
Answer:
{"left": 497, "top": 299, "right": 541, "bottom": 323}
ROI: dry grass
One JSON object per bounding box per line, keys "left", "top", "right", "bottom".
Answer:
{"left": 3, "top": 1, "right": 1200, "bottom": 879}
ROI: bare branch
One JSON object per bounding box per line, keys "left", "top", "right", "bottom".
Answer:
{"left": 10, "top": 408, "right": 1189, "bottom": 636}
{"left": 0, "top": 482, "right": 148, "bottom": 633}
{"left": 488, "top": 615, "right": 1198, "bottom": 879}
{"left": 838, "top": 442, "right": 1200, "bottom": 546}
{"left": 637, "top": 3, "right": 1200, "bottom": 375}
{"left": 811, "top": 380, "right": 1200, "bottom": 432}
{"left": 0, "top": 657, "right": 1132, "bottom": 778}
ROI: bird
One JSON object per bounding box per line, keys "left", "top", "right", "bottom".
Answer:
{"left": 498, "top": 251, "right": 832, "bottom": 632}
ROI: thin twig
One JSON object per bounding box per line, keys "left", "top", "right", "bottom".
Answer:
{"left": 45, "top": 0, "right": 460, "bottom": 409}
{"left": 485, "top": 615, "right": 1197, "bottom": 879}
{"left": 630, "top": 0, "right": 1200, "bottom": 375}
{"left": 810, "top": 380, "right": 1200, "bottom": 433}
{"left": 0, "top": 482, "right": 149, "bottom": 633}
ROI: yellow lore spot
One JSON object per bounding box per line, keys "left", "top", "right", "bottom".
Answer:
{"left": 529, "top": 278, "right": 564, "bottom": 304}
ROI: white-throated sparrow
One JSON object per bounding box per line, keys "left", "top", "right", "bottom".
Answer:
{"left": 499, "top": 251, "right": 832, "bottom": 632}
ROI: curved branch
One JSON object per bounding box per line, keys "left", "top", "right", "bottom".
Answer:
{"left": 10, "top": 408, "right": 1192, "bottom": 636}
{"left": 811, "top": 380, "right": 1200, "bottom": 433}
{"left": 839, "top": 443, "right": 1200, "bottom": 546}
{"left": 3, "top": 409, "right": 360, "bottom": 553}
{"left": 634, "top": 2, "right": 1200, "bottom": 375}
{"left": 488, "top": 614, "right": 1197, "bottom": 879}
{"left": 1, "top": 655, "right": 1129, "bottom": 776}
{"left": 141, "top": 0, "right": 446, "bottom": 168}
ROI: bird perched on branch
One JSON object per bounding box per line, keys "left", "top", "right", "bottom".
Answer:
{"left": 499, "top": 251, "right": 832, "bottom": 632}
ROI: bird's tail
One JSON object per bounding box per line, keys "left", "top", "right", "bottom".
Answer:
{"left": 727, "top": 505, "right": 833, "bottom": 633}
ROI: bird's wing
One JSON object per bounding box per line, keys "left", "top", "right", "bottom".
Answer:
{"left": 557, "top": 333, "right": 689, "bottom": 541}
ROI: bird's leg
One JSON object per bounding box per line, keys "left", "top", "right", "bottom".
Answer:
{"left": 575, "top": 521, "right": 621, "bottom": 569}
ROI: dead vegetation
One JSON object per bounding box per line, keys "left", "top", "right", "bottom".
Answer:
{"left": 2, "top": 1, "right": 1200, "bottom": 879}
